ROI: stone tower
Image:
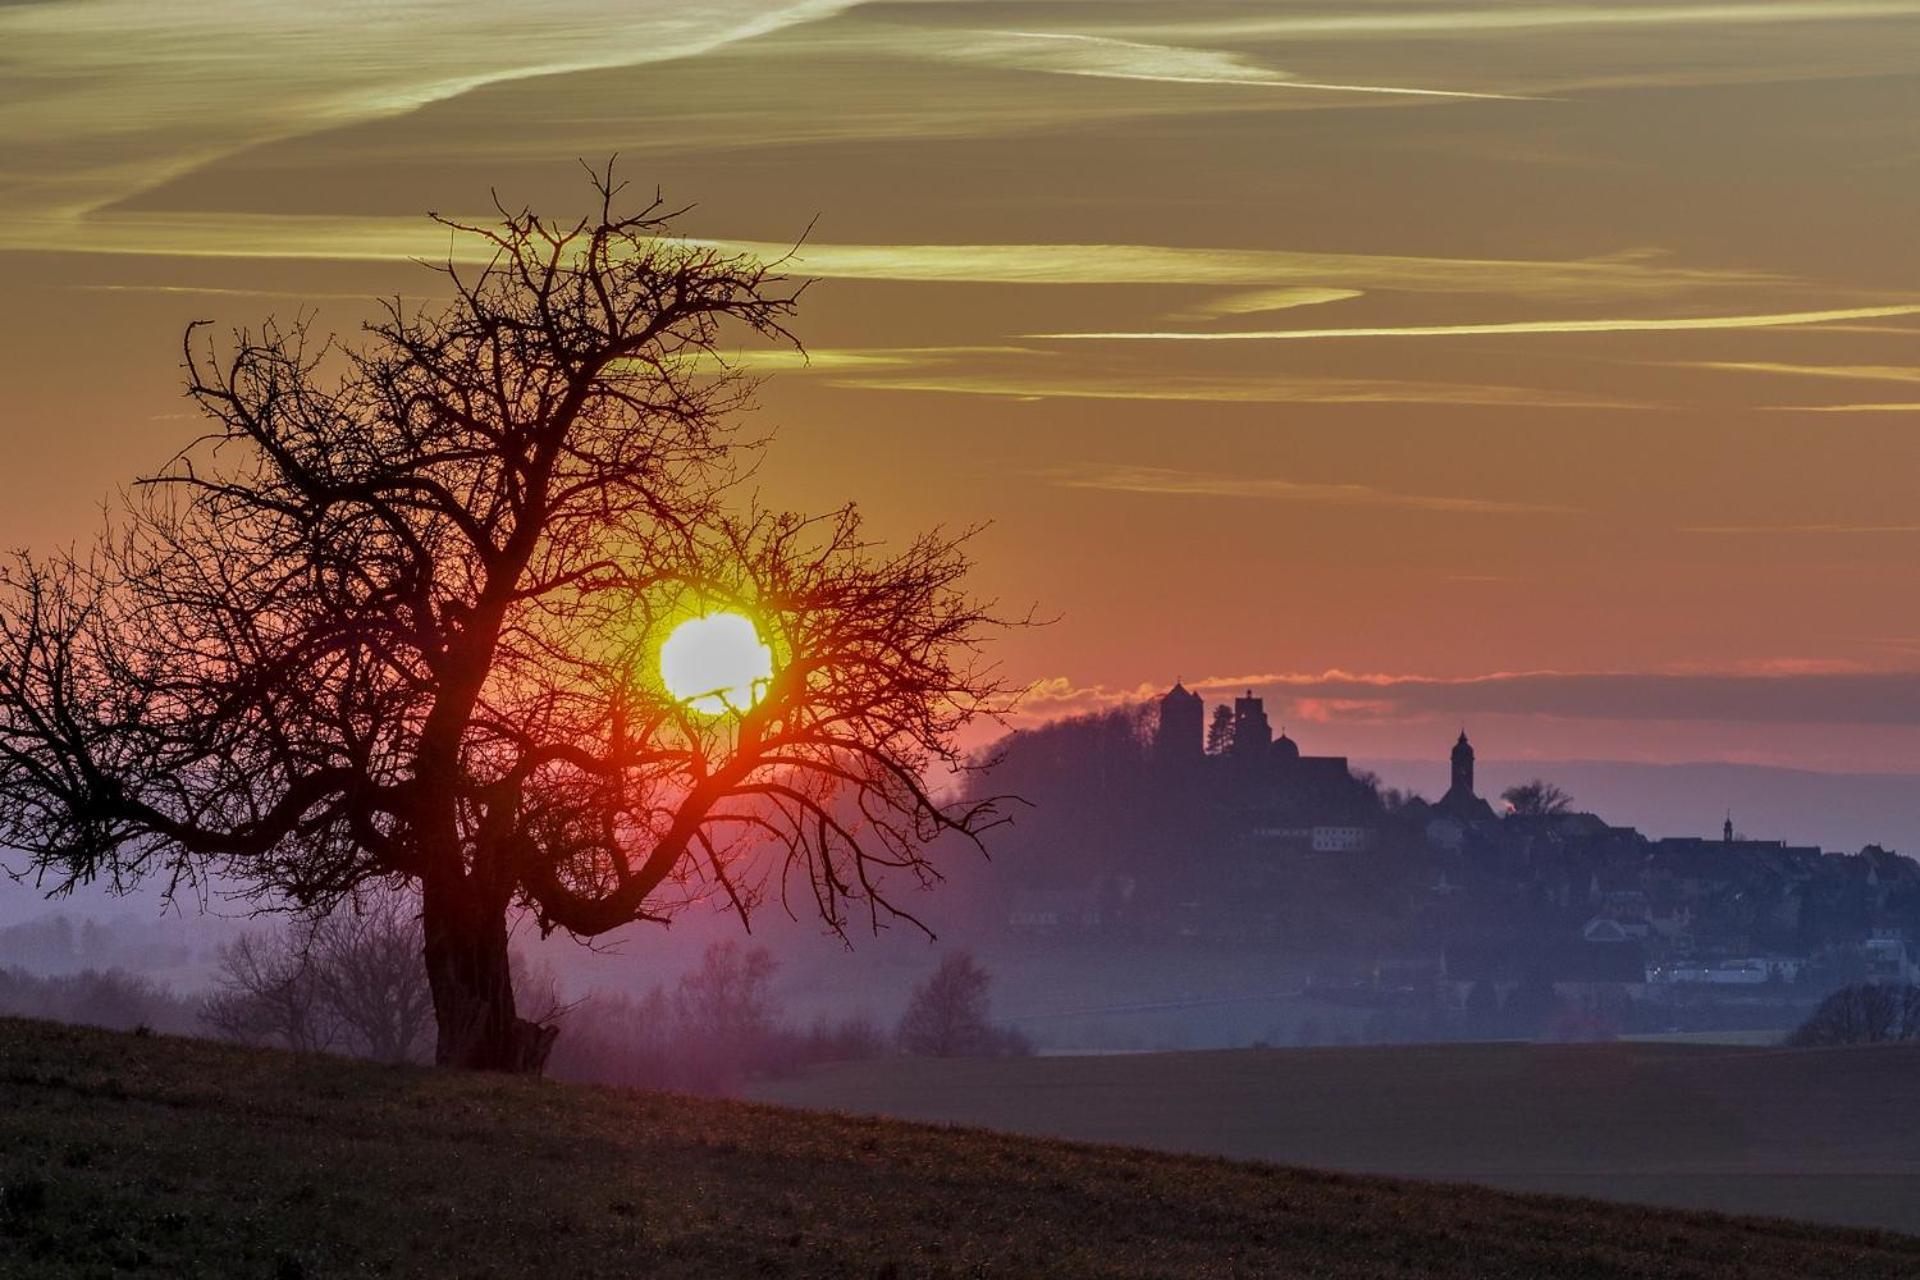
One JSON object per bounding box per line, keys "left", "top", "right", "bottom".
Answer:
{"left": 1231, "top": 690, "right": 1273, "bottom": 757}
{"left": 1155, "top": 681, "right": 1204, "bottom": 761}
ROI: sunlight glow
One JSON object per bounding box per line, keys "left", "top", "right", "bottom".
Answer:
{"left": 659, "top": 612, "right": 774, "bottom": 715}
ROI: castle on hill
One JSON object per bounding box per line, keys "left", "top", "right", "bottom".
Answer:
{"left": 1152, "top": 680, "right": 1492, "bottom": 829}
{"left": 997, "top": 680, "right": 1920, "bottom": 1001}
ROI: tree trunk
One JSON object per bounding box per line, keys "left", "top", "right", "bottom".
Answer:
{"left": 420, "top": 877, "right": 557, "bottom": 1073}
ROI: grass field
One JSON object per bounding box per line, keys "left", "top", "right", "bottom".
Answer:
{"left": 749, "top": 1040, "right": 1920, "bottom": 1236}
{"left": 3, "top": 1020, "right": 1920, "bottom": 1278}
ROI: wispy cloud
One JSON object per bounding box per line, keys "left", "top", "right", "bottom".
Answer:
{"left": 1767, "top": 403, "right": 1920, "bottom": 413}
{"left": 68, "top": 283, "right": 407, "bottom": 302}
{"left": 959, "top": 30, "right": 1531, "bottom": 101}
{"left": 2, "top": 211, "right": 1790, "bottom": 310}
{"left": 1019, "top": 664, "right": 1920, "bottom": 727}
{"left": 1110, "top": 2, "right": 1920, "bottom": 41}
{"left": 1279, "top": 667, "right": 1920, "bottom": 726}
{"left": 1685, "top": 361, "right": 1920, "bottom": 383}
{"left": 1175, "top": 287, "right": 1364, "bottom": 321}
{"left": 720, "top": 340, "right": 1647, "bottom": 409}
{"left": 726, "top": 345, "right": 1032, "bottom": 373}
{"left": 1682, "top": 523, "right": 1920, "bottom": 534}
{"left": 1032, "top": 304, "right": 1920, "bottom": 341}
{"left": 1680, "top": 366, "right": 1920, "bottom": 411}
{"left": 720, "top": 242, "right": 1780, "bottom": 296}
{"left": 1043, "top": 465, "right": 1574, "bottom": 514}
{"left": 834, "top": 370, "right": 1648, "bottom": 410}
{"left": 0, "top": 0, "right": 855, "bottom": 230}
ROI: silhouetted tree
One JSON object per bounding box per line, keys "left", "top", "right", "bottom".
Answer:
{"left": 1787, "top": 983, "right": 1920, "bottom": 1047}
{"left": 201, "top": 930, "right": 335, "bottom": 1053}
{"left": 671, "top": 939, "right": 778, "bottom": 1067}
{"left": 0, "top": 915, "right": 77, "bottom": 969}
{"left": 308, "top": 894, "right": 436, "bottom": 1063}
{"left": 0, "top": 169, "right": 1010, "bottom": 1072}
{"left": 545, "top": 942, "right": 884, "bottom": 1093}
{"left": 547, "top": 986, "right": 679, "bottom": 1090}
{"left": 1353, "top": 770, "right": 1415, "bottom": 814}
{"left": 897, "top": 950, "right": 1027, "bottom": 1057}
{"left": 1501, "top": 780, "right": 1575, "bottom": 817}
{"left": 1206, "top": 705, "right": 1235, "bottom": 756}
{"left": 961, "top": 702, "right": 1186, "bottom": 889}
{"left": 201, "top": 893, "right": 434, "bottom": 1061}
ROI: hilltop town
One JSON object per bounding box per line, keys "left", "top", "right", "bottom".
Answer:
{"left": 978, "top": 683, "right": 1920, "bottom": 1040}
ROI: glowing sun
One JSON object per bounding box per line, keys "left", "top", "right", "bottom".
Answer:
{"left": 659, "top": 612, "right": 774, "bottom": 715}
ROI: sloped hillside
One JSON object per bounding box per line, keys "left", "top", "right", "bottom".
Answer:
{"left": 2, "top": 1018, "right": 1917, "bottom": 1278}
{"left": 752, "top": 1039, "right": 1920, "bottom": 1234}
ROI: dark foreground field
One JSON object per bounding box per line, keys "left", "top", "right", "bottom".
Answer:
{"left": 4, "top": 1020, "right": 1919, "bottom": 1279}
{"left": 751, "top": 1040, "right": 1920, "bottom": 1237}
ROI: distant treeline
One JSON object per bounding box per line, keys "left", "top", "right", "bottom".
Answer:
{"left": 0, "top": 966, "right": 199, "bottom": 1036}
{"left": 0, "top": 903, "right": 1028, "bottom": 1090}
{"left": 550, "top": 945, "right": 1029, "bottom": 1094}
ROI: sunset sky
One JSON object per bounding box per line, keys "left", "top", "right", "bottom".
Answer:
{"left": 4, "top": 0, "right": 1919, "bottom": 774}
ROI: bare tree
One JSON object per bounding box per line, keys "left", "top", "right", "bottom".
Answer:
{"left": 200, "top": 893, "right": 431, "bottom": 1060}
{"left": 546, "top": 985, "right": 680, "bottom": 1090}
{"left": 1353, "top": 770, "right": 1414, "bottom": 813}
{"left": 1787, "top": 983, "right": 1920, "bottom": 1047}
{"left": 897, "top": 950, "right": 1026, "bottom": 1057}
{"left": 0, "top": 168, "right": 1011, "bottom": 1072}
{"left": 308, "top": 894, "right": 435, "bottom": 1063}
{"left": 201, "top": 930, "right": 336, "bottom": 1053}
{"left": 1501, "top": 779, "right": 1575, "bottom": 817}
{"left": 672, "top": 939, "right": 778, "bottom": 1062}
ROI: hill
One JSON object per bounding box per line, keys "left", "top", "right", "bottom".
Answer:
{"left": 750, "top": 1040, "right": 1920, "bottom": 1236}
{"left": 3, "top": 1023, "right": 1919, "bottom": 1279}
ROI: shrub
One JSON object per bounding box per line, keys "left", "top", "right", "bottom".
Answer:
{"left": 1787, "top": 983, "right": 1920, "bottom": 1047}
{"left": 897, "top": 951, "right": 1031, "bottom": 1058}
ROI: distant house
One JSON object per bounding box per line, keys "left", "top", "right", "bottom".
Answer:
{"left": 1551, "top": 941, "right": 1650, "bottom": 994}
{"left": 1425, "top": 817, "right": 1466, "bottom": 853}
{"left": 1440, "top": 939, "right": 1648, "bottom": 1007}
{"left": 1581, "top": 916, "right": 1650, "bottom": 944}
{"left": 1647, "top": 899, "right": 1694, "bottom": 941}
{"left": 1311, "top": 825, "right": 1373, "bottom": 854}
{"left": 1650, "top": 956, "right": 1799, "bottom": 985}
{"left": 1864, "top": 926, "right": 1919, "bottom": 985}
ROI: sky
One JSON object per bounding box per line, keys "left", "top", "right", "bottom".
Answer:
{"left": 3, "top": 0, "right": 1919, "bottom": 776}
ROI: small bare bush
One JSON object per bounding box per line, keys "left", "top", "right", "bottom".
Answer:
{"left": 548, "top": 940, "right": 890, "bottom": 1093}
{"left": 897, "top": 951, "right": 1031, "bottom": 1058}
{"left": 1788, "top": 983, "right": 1920, "bottom": 1047}
{"left": 200, "top": 892, "right": 433, "bottom": 1061}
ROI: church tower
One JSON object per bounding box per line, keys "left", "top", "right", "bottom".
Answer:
{"left": 1450, "top": 730, "right": 1475, "bottom": 798}
{"left": 1155, "top": 681, "right": 1204, "bottom": 761}
{"left": 1437, "top": 729, "right": 1494, "bottom": 823}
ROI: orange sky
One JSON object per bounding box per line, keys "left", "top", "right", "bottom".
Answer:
{"left": 2, "top": 0, "right": 1918, "bottom": 771}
